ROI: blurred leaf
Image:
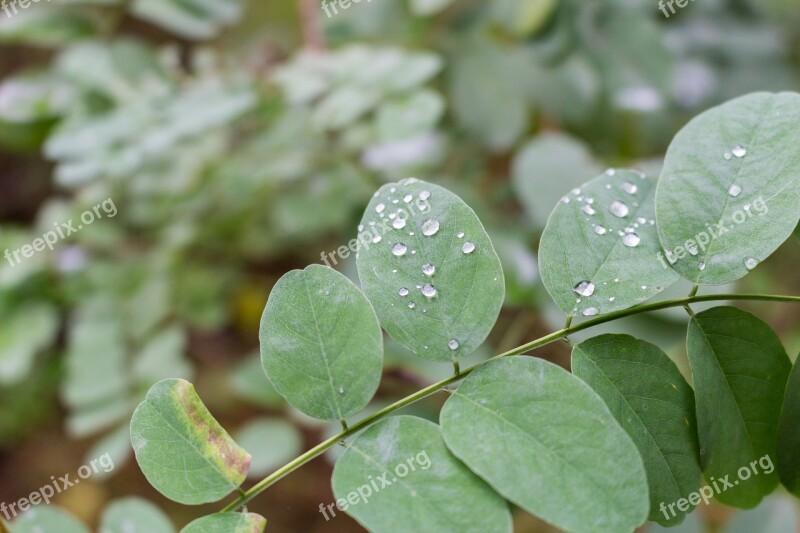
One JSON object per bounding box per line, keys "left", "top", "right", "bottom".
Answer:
{"left": 260, "top": 265, "right": 383, "bottom": 421}
{"left": 236, "top": 418, "right": 303, "bottom": 478}
{"left": 85, "top": 423, "right": 132, "bottom": 481}
{"left": 376, "top": 89, "right": 444, "bottom": 142}
{"left": 230, "top": 356, "right": 284, "bottom": 408}
{"left": 490, "top": 0, "right": 558, "bottom": 37}
{"left": 180, "top": 513, "right": 266, "bottom": 533}
{"left": 357, "top": 179, "right": 505, "bottom": 361}
{"left": 131, "top": 0, "right": 243, "bottom": 40}
{"left": 332, "top": 416, "right": 512, "bottom": 532}
{"left": 130, "top": 378, "right": 251, "bottom": 504}
{"left": 656, "top": 92, "right": 800, "bottom": 284}
{"left": 539, "top": 169, "right": 679, "bottom": 317}
{"left": 0, "top": 7, "right": 100, "bottom": 47}
{"left": 100, "top": 497, "right": 175, "bottom": 533}
{"left": 440, "top": 356, "right": 650, "bottom": 533}
{"left": 725, "top": 494, "right": 800, "bottom": 532}
{"left": 409, "top": 0, "right": 455, "bottom": 16}
{"left": 777, "top": 354, "right": 800, "bottom": 496}
{"left": 8, "top": 507, "right": 89, "bottom": 533}
{"left": 687, "top": 306, "right": 791, "bottom": 508}
{"left": 0, "top": 302, "right": 58, "bottom": 384}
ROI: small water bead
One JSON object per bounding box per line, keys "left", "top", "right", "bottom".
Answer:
{"left": 389, "top": 212, "right": 396, "bottom": 220}
{"left": 422, "top": 263, "right": 436, "bottom": 276}
{"left": 620, "top": 182, "right": 638, "bottom": 195}
{"left": 609, "top": 201, "right": 630, "bottom": 218}
{"left": 745, "top": 257, "right": 759, "bottom": 270}
{"left": 605, "top": 168, "right": 616, "bottom": 176}
{"left": 390, "top": 187, "right": 396, "bottom": 193}
{"left": 571, "top": 188, "right": 581, "bottom": 195}
{"left": 376, "top": 203, "right": 385, "bottom": 214}
{"left": 372, "top": 235, "right": 382, "bottom": 244}
{"left": 399, "top": 287, "right": 409, "bottom": 297}
{"left": 608, "top": 296, "right": 616, "bottom": 302}
{"left": 411, "top": 250, "right": 417, "bottom": 255}
{"left": 462, "top": 241, "right": 476, "bottom": 254}
{"left": 392, "top": 199, "right": 399, "bottom": 204}
{"left": 421, "top": 283, "right": 437, "bottom": 298}
{"left": 422, "top": 219, "right": 440, "bottom": 236}
{"left": 448, "top": 339, "right": 460, "bottom": 350}
{"left": 393, "top": 217, "right": 407, "bottom": 229}
{"left": 641, "top": 285, "right": 647, "bottom": 290}
{"left": 573, "top": 280, "right": 596, "bottom": 297}
{"left": 582, "top": 307, "right": 599, "bottom": 316}
{"left": 582, "top": 204, "right": 596, "bottom": 216}
{"left": 585, "top": 198, "right": 595, "bottom": 205}
{"left": 594, "top": 225, "right": 607, "bottom": 235}
{"left": 732, "top": 145, "right": 747, "bottom": 158}
{"left": 561, "top": 197, "right": 570, "bottom": 204}
{"left": 403, "top": 194, "right": 413, "bottom": 203}
{"left": 723, "top": 152, "right": 732, "bottom": 161}
{"left": 358, "top": 224, "right": 364, "bottom": 231}
{"left": 339, "top": 387, "right": 345, "bottom": 394}
{"left": 457, "top": 231, "right": 465, "bottom": 239}
{"left": 419, "top": 190, "right": 431, "bottom": 201}
{"left": 728, "top": 184, "right": 742, "bottom": 197}
{"left": 699, "top": 262, "right": 706, "bottom": 271}
{"left": 392, "top": 269, "right": 398, "bottom": 273}
{"left": 687, "top": 244, "right": 699, "bottom": 256}
{"left": 622, "top": 232, "right": 641, "bottom": 247}
{"left": 392, "top": 243, "right": 407, "bottom": 256}
{"left": 614, "top": 278, "right": 620, "bottom": 283}
{"left": 408, "top": 302, "right": 416, "bottom": 309}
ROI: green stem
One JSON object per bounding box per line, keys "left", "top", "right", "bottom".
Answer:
{"left": 220, "top": 293, "right": 800, "bottom": 512}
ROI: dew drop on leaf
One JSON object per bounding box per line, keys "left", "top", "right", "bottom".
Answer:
{"left": 399, "top": 287, "right": 409, "bottom": 297}
{"left": 421, "top": 283, "right": 437, "bottom": 298}
{"left": 422, "top": 219, "right": 440, "bottom": 236}
{"left": 393, "top": 217, "right": 406, "bottom": 229}
{"left": 594, "top": 225, "right": 607, "bottom": 235}
{"left": 609, "top": 201, "right": 630, "bottom": 218}
{"left": 582, "top": 307, "right": 599, "bottom": 316}
{"left": 622, "top": 232, "right": 640, "bottom": 247}
{"left": 620, "top": 182, "right": 638, "bottom": 195}
{"left": 448, "top": 339, "right": 460, "bottom": 350}
{"left": 582, "top": 204, "right": 596, "bottom": 215}
{"left": 392, "top": 243, "right": 407, "bottom": 257}
{"left": 745, "top": 257, "right": 758, "bottom": 270}
{"left": 462, "top": 241, "right": 476, "bottom": 254}
{"left": 419, "top": 190, "right": 431, "bottom": 201}
{"left": 573, "top": 280, "right": 595, "bottom": 297}
{"left": 376, "top": 203, "right": 385, "bottom": 214}
{"left": 728, "top": 184, "right": 742, "bottom": 197}
{"left": 732, "top": 145, "right": 747, "bottom": 158}
{"left": 422, "top": 263, "right": 435, "bottom": 276}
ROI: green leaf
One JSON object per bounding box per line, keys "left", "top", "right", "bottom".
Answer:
{"left": 260, "top": 264, "right": 383, "bottom": 421}
{"left": 777, "top": 354, "right": 800, "bottom": 496}
{"left": 85, "top": 424, "right": 132, "bottom": 481}
{"left": 409, "top": 0, "right": 455, "bottom": 16}
{"left": 512, "top": 132, "right": 602, "bottom": 228}
{"left": 656, "top": 92, "right": 800, "bottom": 284}
{"left": 376, "top": 89, "right": 444, "bottom": 142}
{"left": 572, "top": 335, "right": 702, "bottom": 526}
{"left": 235, "top": 418, "right": 303, "bottom": 478}
{"left": 539, "top": 169, "right": 680, "bottom": 317}
{"left": 0, "top": 302, "right": 58, "bottom": 384}
{"left": 131, "top": 0, "right": 243, "bottom": 40}
{"left": 440, "top": 356, "right": 649, "bottom": 533}
{"left": 687, "top": 306, "right": 791, "bottom": 508}
{"left": 130, "top": 378, "right": 251, "bottom": 504}
{"left": 100, "top": 498, "right": 175, "bottom": 533}
{"left": 356, "top": 179, "right": 505, "bottom": 362}
{"left": 180, "top": 513, "right": 267, "bottom": 533}
{"left": 331, "top": 415, "right": 512, "bottom": 532}
{"left": 9, "top": 507, "right": 89, "bottom": 533}
{"left": 490, "top": 0, "right": 558, "bottom": 37}
{"left": 725, "top": 494, "right": 799, "bottom": 533}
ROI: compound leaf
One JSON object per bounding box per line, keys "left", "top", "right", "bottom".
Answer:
{"left": 130, "top": 378, "right": 251, "bottom": 505}
{"left": 356, "top": 179, "right": 505, "bottom": 362}
{"left": 331, "top": 415, "right": 512, "bottom": 532}
{"left": 440, "top": 356, "right": 649, "bottom": 533}
{"left": 656, "top": 92, "right": 800, "bottom": 284}
{"left": 260, "top": 264, "right": 383, "bottom": 421}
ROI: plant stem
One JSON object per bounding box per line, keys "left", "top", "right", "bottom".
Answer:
{"left": 220, "top": 293, "right": 800, "bottom": 512}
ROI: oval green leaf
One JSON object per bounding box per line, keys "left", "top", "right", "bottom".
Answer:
{"left": 687, "top": 306, "right": 791, "bottom": 508}
{"left": 100, "top": 498, "right": 175, "bottom": 533}
{"left": 356, "top": 179, "right": 505, "bottom": 362}
{"left": 440, "top": 356, "right": 649, "bottom": 533}
{"left": 181, "top": 513, "right": 267, "bottom": 533}
{"left": 572, "top": 334, "right": 702, "bottom": 526}
{"left": 331, "top": 415, "right": 512, "bottom": 533}
{"left": 656, "top": 92, "right": 800, "bottom": 284}
{"left": 130, "top": 378, "right": 251, "bottom": 505}
{"left": 777, "top": 354, "right": 800, "bottom": 496}
{"left": 539, "top": 168, "right": 680, "bottom": 317}
{"left": 260, "top": 264, "right": 383, "bottom": 421}
{"left": 9, "top": 507, "right": 89, "bottom": 533}
{"left": 235, "top": 418, "right": 303, "bottom": 478}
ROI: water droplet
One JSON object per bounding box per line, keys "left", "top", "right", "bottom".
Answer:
{"left": 448, "top": 339, "right": 460, "bottom": 350}
{"left": 605, "top": 168, "right": 616, "bottom": 176}
{"left": 620, "top": 182, "right": 638, "bottom": 195}
{"left": 608, "top": 296, "right": 615, "bottom": 302}
{"left": 585, "top": 197, "right": 595, "bottom": 205}
{"left": 339, "top": 387, "right": 345, "bottom": 394}
{"left": 390, "top": 187, "right": 396, "bottom": 193}
{"left": 573, "top": 280, "right": 596, "bottom": 297}
{"left": 699, "top": 262, "right": 706, "bottom": 271}
{"left": 393, "top": 217, "right": 406, "bottom": 229}
{"left": 457, "top": 231, "right": 465, "bottom": 239}
{"left": 614, "top": 278, "right": 620, "bottom": 283}
{"left": 622, "top": 232, "right": 640, "bottom": 247}
{"left": 375, "top": 203, "right": 385, "bottom": 214}
{"left": 641, "top": 285, "right": 647, "bottom": 290}
{"left": 571, "top": 188, "right": 581, "bottom": 195}
{"left": 582, "top": 204, "right": 596, "bottom": 215}
{"left": 745, "top": 257, "right": 758, "bottom": 270}
{"left": 419, "top": 190, "right": 431, "bottom": 201}
{"left": 728, "top": 184, "right": 742, "bottom": 197}
{"left": 422, "top": 263, "right": 435, "bottom": 276}
{"left": 392, "top": 199, "right": 399, "bottom": 204}
{"left": 732, "top": 145, "right": 747, "bottom": 158}
{"left": 421, "top": 283, "right": 437, "bottom": 298}
{"left": 462, "top": 241, "right": 476, "bottom": 254}
{"left": 723, "top": 152, "right": 732, "bottom": 161}
{"left": 422, "top": 219, "right": 440, "bottom": 236}
{"left": 582, "top": 307, "right": 599, "bottom": 316}
{"left": 399, "top": 287, "right": 409, "bottom": 297}
{"left": 687, "top": 244, "right": 698, "bottom": 256}
{"left": 392, "top": 243, "right": 407, "bottom": 257}
{"left": 594, "top": 225, "right": 607, "bottom": 235}
{"left": 609, "top": 201, "right": 630, "bottom": 218}
{"left": 372, "top": 234, "right": 382, "bottom": 244}
{"left": 392, "top": 269, "right": 397, "bottom": 273}
{"left": 403, "top": 194, "right": 413, "bottom": 203}
{"left": 408, "top": 301, "right": 415, "bottom": 309}
{"left": 358, "top": 224, "right": 364, "bottom": 231}
{"left": 561, "top": 197, "right": 570, "bottom": 204}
